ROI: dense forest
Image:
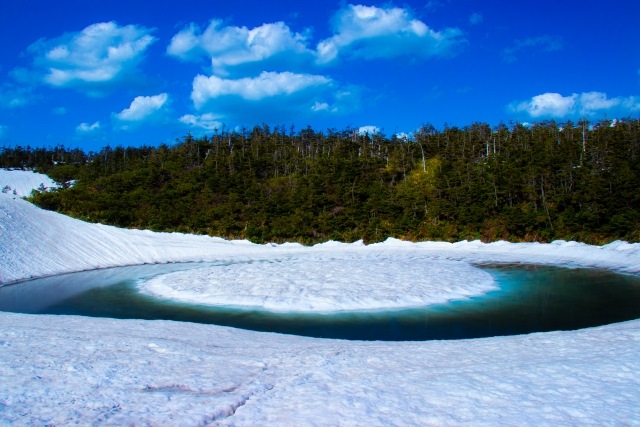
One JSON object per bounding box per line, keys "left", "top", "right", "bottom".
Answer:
{"left": 2, "top": 119, "right": 639, "bottom": 244}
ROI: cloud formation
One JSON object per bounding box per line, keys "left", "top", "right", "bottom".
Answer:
{"left": 510, "top": 91, "right": 640, "bottom": 118}
{"left": 316, "top": 4, "right": 464, "bottom": 63}
{"left": 191, "top": 71, "right": 331, "bottom": 109}
{"left": 167, "top": 21, "right": 311, "bottom": 75}
{"left": 358, "top": 125, "right": 380, "bottom": 135}
{"left": 503, "top": 35, "right": 562, "bottom": 63}
{"left": 116, "top": 93, "right": 169, "bottom": 121}
{"left": 76, "top": 121, "right": 101, "bottom": 133}
{"left": 27, "top": 22, "right": 156, "bottom": 94}
{"left": 179, "top": 113, "right": 224, "bottom": 132}
{"left": 185, "top": 72, "right": 359, "bottom": 127}
{"left": 165, "top": 4, "right": 465, "bottom": 129}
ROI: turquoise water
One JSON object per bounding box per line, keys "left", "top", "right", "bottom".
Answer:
{"left": 1, "top": 262, "right": 640, "bottom": 341}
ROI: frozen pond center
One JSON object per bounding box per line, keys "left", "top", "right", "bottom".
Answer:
{"left": 137, "top": 255, "right": 498, "bottom": 312}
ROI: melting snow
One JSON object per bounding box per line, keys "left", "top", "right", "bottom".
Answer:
{"left": 138, "top": 256, "right": 497, "bottom": 312}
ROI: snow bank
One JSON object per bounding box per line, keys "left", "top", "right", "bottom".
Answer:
{"left": 0, "top": 188, "right": 277, "bottom": 285}
{"left": 1, "top": 169, "right": 640, "bottom": 425}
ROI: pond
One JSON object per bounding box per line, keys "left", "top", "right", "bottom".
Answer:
{"left": 1, "top": 261, "right": 640, "bottom": 341}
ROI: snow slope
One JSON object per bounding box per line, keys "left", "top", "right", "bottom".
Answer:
{"left": 0, "top": 169, "right": 58, "bottom": 197}
{"left": 1, "top": 170, "right": 640, "bottom": 425}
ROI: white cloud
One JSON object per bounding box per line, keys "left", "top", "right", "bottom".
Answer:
{"left": 621, "top": 96, "right": 640, "bottom": 112}
{"left": 167, "top": 20, "right": 311, "bottom": 74}
{"left": 191, "top": 71, "right": 331, "bottom": 109}
{"left": 469, "top": 13, "right": 483, "bottom": 25}
{"left": 27, "top": 22, "right": 156, "bottom": 93}
{"left": 510, "top": 91, "right": 640, "bottom": 118}
{"left": 316, "top": 4, "right": 464, "bottom": 63}
{"left": 503, "top": 35, "right": 562, "bottom": 63}
{"left": 185, "top": 73, "right": 358, "bottom": 128}
{"left": 311, "top": 101, "right": 330, "bottom": 112}
{"left": 179, "top": 113, "right": 223, "bottom": 132}
{"left": 116, "top": 93, "right": 168, "bottom": 121}
{"left": 511, "top": 92, "right": 576, "bottom": 118}
{"left": 395, "top": 132, "right": 413, "bottom": 140}
{"left": 577, "top": 92, "right": 620, "bottom": 114}
{"left": 358, "top": 125, "right": 380, "bottom": 135}
{"left": 76, "top": 121, "right": 101, "bottom": 133}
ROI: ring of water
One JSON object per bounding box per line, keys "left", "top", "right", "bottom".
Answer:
{"left": 2, "top": 255, "right": 640, "bottom": 341}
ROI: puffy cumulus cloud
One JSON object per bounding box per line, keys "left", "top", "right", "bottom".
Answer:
{"left": 511, "top": 92, "right": 576, "bottom": 118}
{"left": 115, "top": 93, "right": 169, "bottom": 122}
{"left": 76, "top": 121, "right": 101, "bottom": 133}
{"left": 167, "top": 20, "right": 312, "bottom": 74}
{"left": 179, "top": 113, "right": 224, "bottom": 132}
{"left": 510, "top": 91, "right": 640, "bottom": 118}
{"left": 27, "top": 22, "right": 156, "bottom": 93}
{"left": 191, "top": 71, "right": 331, "bottom": 108}
{"left": 186, "top": 73, "right": 358, "bottom": 128}
{"left": 316, "top": 4, "right": 464, "bottom": 63}
{"left": 503, "top": 35, "right": 562, "bottom": 63}
{"left": 358, "top": 125, "right": 380, "bottom": 135}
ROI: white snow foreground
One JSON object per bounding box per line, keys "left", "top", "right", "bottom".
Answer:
{"left": 2, "top": 312, "right": 640, "bottom": 426}
{"left": 1, "top": 170, "right": 640, "bottom": 425}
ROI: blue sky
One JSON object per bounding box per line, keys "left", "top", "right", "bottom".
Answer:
{"left": 1, "top": 0, "right": 639, "bottom": 151}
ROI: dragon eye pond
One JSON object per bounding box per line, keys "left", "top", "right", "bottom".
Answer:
{"left": 2, "top": 260, "right": 640, "bottom": 341}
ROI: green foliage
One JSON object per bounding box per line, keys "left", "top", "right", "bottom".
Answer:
{"left": 3, "top": 119, "right": 638, "bottom": 244}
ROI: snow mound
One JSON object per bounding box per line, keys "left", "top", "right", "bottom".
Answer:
{"left": 138, "top": 255, "right": 497, "bottom": 312}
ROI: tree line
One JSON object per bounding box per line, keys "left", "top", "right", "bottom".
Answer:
{"left": 2, "top": 119, "right": 639, "bottom": 244}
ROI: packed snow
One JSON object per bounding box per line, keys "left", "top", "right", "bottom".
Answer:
{"left": 1, "top": 170, "right": 640, "bottom": 425}
{"left": 138, "top": 256, "right": 498, "bottom": 312}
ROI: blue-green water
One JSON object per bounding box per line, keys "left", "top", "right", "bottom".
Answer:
{"left": 1, "top": 262, "right": 640, "bottom": 341}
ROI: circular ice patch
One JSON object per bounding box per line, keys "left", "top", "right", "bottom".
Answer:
{"left": 137, "top": 254, "right": 497, "bottom": 312}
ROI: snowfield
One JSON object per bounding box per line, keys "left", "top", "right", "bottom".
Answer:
{"left": 1, "top": 170, "right": 640, "bottom": 425}
{"left": 0, "top": 168, "right": 58, "bottom": 198}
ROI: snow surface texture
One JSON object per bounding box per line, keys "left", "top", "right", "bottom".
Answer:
{"left": 2, "top": 312, "right": 640, "bottom": 426}
{"left": 138, "top": 256, "right": 498, "bottom": 312}
{"left": 0, "top": 169, "right": 58, "bottom": 197}
{"left": 1, "top": 170, "right": 640, "bottom": 425}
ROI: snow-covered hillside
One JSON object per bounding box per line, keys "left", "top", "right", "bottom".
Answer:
{"left": 1, "top": 170, "right": 639, "bottom": 425}
{"left": 0, "top": 169, "right": 58, "bottom": 197}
